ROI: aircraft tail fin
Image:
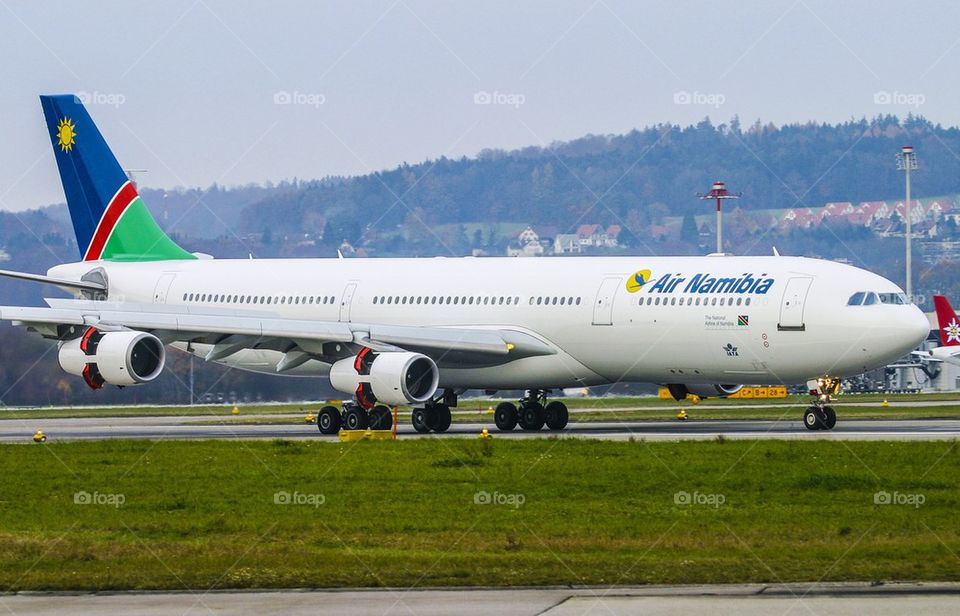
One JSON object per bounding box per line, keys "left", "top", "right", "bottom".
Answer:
{"left": 933, "top": 295, "right": 959, "bottom": 346}
{"left": 39, "top": 94, "right": 194, "bottom": 262}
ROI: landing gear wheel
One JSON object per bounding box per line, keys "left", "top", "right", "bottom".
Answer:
{"left": 432, "top": 404, "right": 452, "bottom": 433}
{"left": 519, "top": 402, "right": 545, "bottom": 431}
{"left": 544, "top": 401, "right": 568, "bottom": 431}
{"left": 343, "top": 407, "right": 369, "bottom": 431}
{"left": 317, "top": 406, "right": 341, "bottom": 434}
{"left": 803, "top": 407, "right": 823, "bottom": 431}
{"left": 369, "top": 405, "right": 393, "bottom": 431}
{"left": 412, "top": 408, "right": 430, "bottom": 433}
{"left": 494, "top": 402, "right": 518, "bottom": 431}
{"left": 823, "top": 406, "right": 837, "bottom": 430}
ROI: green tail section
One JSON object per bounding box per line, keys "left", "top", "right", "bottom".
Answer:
{"left": 101, "top": 196, "right": 195, "bottom": 262}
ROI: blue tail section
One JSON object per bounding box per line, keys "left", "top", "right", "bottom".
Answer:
{"left": 41, "top": 94, "right": 129, "bottom": 259}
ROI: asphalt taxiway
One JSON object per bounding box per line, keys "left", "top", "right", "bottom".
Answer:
{"left": 2, "top": 414, "right": 960, "bottom": 442}
{"left": 2, "top": 583, "right": 959, "bottom": 615}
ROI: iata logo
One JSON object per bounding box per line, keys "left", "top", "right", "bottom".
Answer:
{"left": 945, "top": 318, "right": 960, "bottom": 343}
{"left": 626, "top": 269, "right": 652, "bottom": 293}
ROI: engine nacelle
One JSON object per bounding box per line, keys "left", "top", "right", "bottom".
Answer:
{"left": 58, "top": 329, "right": 166, "bottom": 389}
{"left": 329, "top": 350, "right": 439, "bottom": 406}
{"left": 665, "top": 383, "right": 743, "bottom": 400}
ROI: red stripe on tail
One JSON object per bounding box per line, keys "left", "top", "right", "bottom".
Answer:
{"left": 83, "top": 181, "right": 138, "bottom": 261}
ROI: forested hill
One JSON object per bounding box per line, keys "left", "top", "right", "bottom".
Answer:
{"left": 238, "top": 115, "right": 960, "bottom": 244}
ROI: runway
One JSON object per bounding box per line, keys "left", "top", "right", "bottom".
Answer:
{"left": 2, "top": 583, "right": 959, "bottom": 615}
{"left": 4, "top": 414, "right": 960, "bottom": 442}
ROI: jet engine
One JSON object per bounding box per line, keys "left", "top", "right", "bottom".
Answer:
{"left": 329, "top": 348, "right": 439, "bottom": 406}
{"left": 665, "top": 383, "right": 743, "bottom": 400}
{"left": 58, "top": 328, "right": 166, "bottom": 389}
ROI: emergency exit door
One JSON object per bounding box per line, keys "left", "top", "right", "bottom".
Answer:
{"left": 778, "top": 277, "right": 813, "bottom": 331}
{"left": 592, "top": 276, "right": 622, "bottom": 326}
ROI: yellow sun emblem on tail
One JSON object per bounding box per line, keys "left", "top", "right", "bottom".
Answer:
{"left": 57, "top": 117, "right": 76, "bottom": 152}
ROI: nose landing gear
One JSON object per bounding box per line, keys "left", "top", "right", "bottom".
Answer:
{"left": 803, "top": 376, "right": 840, "bottom": 431}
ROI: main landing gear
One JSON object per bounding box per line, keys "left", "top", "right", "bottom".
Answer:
{"left": 411, "top": 389, "right": 455, "bottom": 434}
{"left": 493, "top": 390, "right": 568, "bottom": 432}
{"left": 803, "top": 376, "right": 840, "bottom": 431}
{"left": 316, "top": 402, "right": 393, "bottom": 434}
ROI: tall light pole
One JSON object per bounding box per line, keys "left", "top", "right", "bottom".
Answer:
{"left": 896, "top": 145, "right": 918, "bottom": 302}
{"left": 697, "top": 181, "right": 741, "bottom": 254}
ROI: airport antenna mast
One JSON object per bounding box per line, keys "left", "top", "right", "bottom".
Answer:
{"left": 896, "top": 146, "right": 918, "bottom": 302}
{"left": 697, "top": 181, "right": 741, "bottom": 254}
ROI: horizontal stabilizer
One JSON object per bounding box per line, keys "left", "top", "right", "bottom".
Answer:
{"left": 0, "top": 269, "right": 105, "bottom": 292}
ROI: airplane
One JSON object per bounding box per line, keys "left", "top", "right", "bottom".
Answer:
{"left": 915, "top": 295, "right": 960, "bottom": 366}
{"left": 0, "top": 95, "right": 931, "bottom": 433}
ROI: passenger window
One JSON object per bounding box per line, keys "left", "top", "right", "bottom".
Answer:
{"left": 847, "top": 292, "right": 865, "bottom": 306}
{"left": 576, "top": 297, "right": 581, "bottom": 305}
{"left": 745, "top": 298, "right": 751, "bottom": 306}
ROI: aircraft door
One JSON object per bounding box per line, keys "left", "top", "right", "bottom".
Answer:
{"left": 778, "top": 277, "right": 813, "bottom": 331}
{"left": 152, "top": 273, "right": 176, "bottom": 304}
{"left": 592, "top": 276, "right": 623, "bottom": 326}
{"left": 339, "top": 282, "right": 358, "bottom": 322}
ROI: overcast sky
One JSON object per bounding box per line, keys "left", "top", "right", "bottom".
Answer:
{"left": 0, "top": 0, "right": 957, "bottom": 211}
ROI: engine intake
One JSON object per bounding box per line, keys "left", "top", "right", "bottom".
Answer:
{"left": 59, "top": 329, "right": 166, "bottom": 389}
{"left": 330, "top": 350, "right": 439, "bottom": 406}
{"left": 666, "top": 383, "right": 743, "bottom": 400}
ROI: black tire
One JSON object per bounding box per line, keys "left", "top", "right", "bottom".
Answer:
{"left": 432, "top": 404, "right": 452, "bottom": 433}
{"left": 803, "top": 407, "right": 822, "bottom": 431}
{"left": 823, "top": 406, "right": 837, "bottom": 430}
{"left": 343, "top": 407, "right": 368, "bottom": 431}
{"left": 519, "top": 402, "right": 545, "bottom": 431}
{"left": 412, "top": 408, "right": 430, "bottom": 433}
{"left": 544, "top": 401, "right": 569, "bottom": 431}
{"left": 494, "top": 402, "right": 518, "bottom": 431}
{"left": 317, "top": 406, "right": 341, "bottom": 434}
{"left": 369, "top": 405, "right": 393, "bottom": 431}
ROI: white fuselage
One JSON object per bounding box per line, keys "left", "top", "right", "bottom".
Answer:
{"left": 50, "top": 255, "right": 930, "bottom": 390}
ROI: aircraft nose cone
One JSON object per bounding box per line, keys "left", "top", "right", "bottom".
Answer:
{"left": 902, "top": 305, "right": 931, "bottom": 349}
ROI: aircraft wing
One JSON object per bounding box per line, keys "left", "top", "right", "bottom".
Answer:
{"left": 0, "top": 298, "right": 555, "bottom": 369}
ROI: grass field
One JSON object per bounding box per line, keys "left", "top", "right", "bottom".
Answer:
{"left": 1, "top": 438, "right": 959, "bottom": 590}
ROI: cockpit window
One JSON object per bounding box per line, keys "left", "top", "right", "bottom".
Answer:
{"left": 878, "top": 292, "right": 907, "bottom": 305}
{"left": 847, "top": 292, "right": 865, "bottom": 306}
{"left": 863, "top": 292, "right": 879, "bottom": 305}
